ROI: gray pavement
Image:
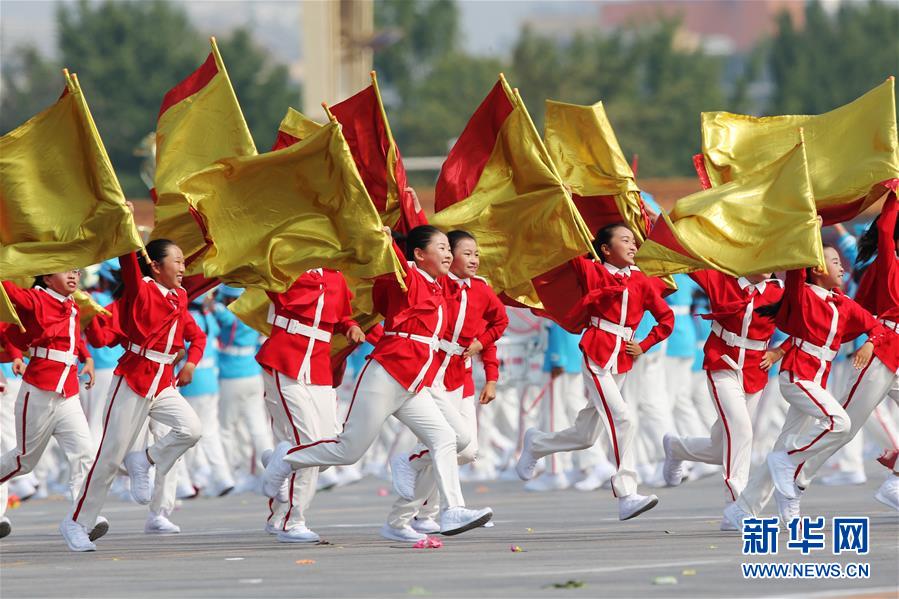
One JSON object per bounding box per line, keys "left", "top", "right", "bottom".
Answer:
{"left": 1, "top": 470, "right": 897, "bottom": 598}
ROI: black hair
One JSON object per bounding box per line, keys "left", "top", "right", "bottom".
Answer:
{"left": 138, "top": 239, "right": 178, "bottom": 278}
{"left": 447, "top": 230, "right": 476, "bottom": 253}
{"left": 754, "top": 246, "right": 835, "bottom": 318}
{"left": 396, "top": 225, "right": 445, "bottom": 261}
{"left": 591, "top": 223, "right": 632, "bottom": 262}
{"left": 856, "top": 215, "right": 899, "bottom": 267}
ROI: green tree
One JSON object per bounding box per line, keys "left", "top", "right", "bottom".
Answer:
{"left": 768, "top": 0, "right": 899, "bottom": 115}
{"left": 0, "top": 46, "right": 63, "bottom": 136}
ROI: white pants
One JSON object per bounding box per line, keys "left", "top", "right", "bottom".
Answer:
{"left": 530, "top": 357, "right": 637, "bottom": 497}
{"left": 665, "top": 357, "right": 708, "bottom": 439}
{"left": 184, "top": 393, "right": 235, "bottom": 491}
{"left": 283, "top": 359, "right": 465, "bottom": 512}
{"left": 387, "top": 386, "right": 477, "bottom": 527}
{"left": 219, "top": 375, "right": 271, "bottom": 475}
{"left": 738, "top": 372, "right": 850, "bottom": 514}
{"left": 625, "top": 351, "right": 674, "bottom": 467}
{"left": 80, "top": 368, "right": 116, "bottom": 442}
{"left": 71, "top": 377, "right": 202, "bottom": 528}
{"left": 263, "top": 370, "right": 337, "bottom": 530}
{"left": 668, "top": 370, "right": 759, "bottom": 501}
{"left": 0, "top": 383, "right": 93, "bottom": 507}
{"left": 797, "top": 357, "right": 899, "bottom": 485}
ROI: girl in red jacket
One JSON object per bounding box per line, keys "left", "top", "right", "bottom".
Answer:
{"left": 384, "top": 230, "right": 509, "bottom": 542}
{"left": 0, "top": 271, "right": 97, "bottom": 548}
{"left": 262, "top": 225, "right": 494, "bottom": 536}
{"left": 256, "top": 268, "right": 364, "bottom": 543}
{"left": 516, "top": 223, "right": 674, "bottom": 521}
{"left": 726, "top": 243, "right": 884, "bottom": 528}
{"left": 662, "top": 269, "right": 784, "bottom": 529}
{"left": 67, "top": 239, "right": 206, "bottom": 552}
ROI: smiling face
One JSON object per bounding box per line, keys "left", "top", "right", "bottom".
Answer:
{"left": 811, "top": 246, "right": 845, "bottom": 290}
{"left": 601, "top": 226, "right": 638, "bottom": 268}
{"left": 450, "top": 237, "right": 480, "bottom": 279}
{"left": 414, "top": 231, "right": 452, "bottom": 278}
{"left": 42, "top": 269, "right": 81, "bottom": 297}
{"left": 151, "top": 244, "right": 185, "bottom": 289}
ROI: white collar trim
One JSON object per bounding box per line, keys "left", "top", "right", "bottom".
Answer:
{"left": 603, "top": 262, "right": 632, "bottom": 277}
{"left": 37, "top": 286, "right": 70, "bottom": 303}
{"left": 448, "top": 272, "right": 471, "bottom": 287}
{"left": 408, "top": 261, "right": 438, "bottom": 284}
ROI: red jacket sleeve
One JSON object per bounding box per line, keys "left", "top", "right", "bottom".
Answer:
{"left": 841, "top": 297, "right": 884, "bottom": 347}
{"left": 638, "top": 280, "right": 675, "bottom": 352}
{"left": 878, "top": 194, "right": 897, "bottom": 257}
{"left": 182, "top": 309, "right": 207, "bottom": 366}
{"left": 2, "top": 280, "right": 35, "bottom": 312}
{"left": 334, "top": 276, "right": 360, "bottom": 335}
{"left": 481, "top": 342, "right": 499, "bottom": 383}
{"left": 476, "top": 288, "right": 509, "bottom": 348}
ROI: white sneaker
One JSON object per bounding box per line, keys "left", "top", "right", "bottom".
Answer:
{"left": 410, "top": 517, "right": 441, "bottom": 534}
{"left": 662, "top": 434, "right": 685, "bottom": 487}
{"left": 124, "top": 450, "right": 155, "bottom": 505}
{"left": 440, "top": 506, "right": 493, "bottom": 535}
{"left": 334, "top": 465, "right": 363, "bottom": 487}
{"left": 874, "top": 476, "right": 899, "bottom": 511}
{"left": 719, "top": 516, "right": 739, "bottom": 531}
{"left": 687, "top": 462, "right": 721, "bottom": 481}
{"left": 390, "top": 453, "right": 418, "bottom": 501}
{"left": 820, "top": 470, "right": 867, "bottom": 486}
{"left": 232, "top": 474, "right": 261, "bottom": 495}
{"left": 773, "top": 489, "right": 801, "bottom": 527}
{"left": 524, "top": 472, "right": 570, "bottom": 492}
{"left": 723, "top": 501, "right": 752, "bottom": 531}
{"left": 618, "top": 493, "right": 659, "bottom": 521}
{"left": 381, "top": 523, "right": 427, "bottom": 543}
{"left": 264, "top": 521, "right": 280, "bottom": 535}
{"left": 767, "top": 451, "right": 798, "bottom": 499}
{"left": 574, "top": 463, "right": 615, "bottom": 491}
{"left": 515, "top": 428, "right": 540, "bottom": 481}
{"left": 262, "top": 442, "right": 293, "bottom": 503}
{"left": 204, "top": 478, "right": 236, "bottom": 498}
{"left": 145, "top": 513, "right": 181, "bottom": 534}
{"left": 0, "top": 516, "right": 11, "bottom": 539}
{"left": 9, "top": 477, "right": 36, "bottom": 501}
{"left": 277, "top": 525, "right": 320, "bottom": 544}
{"left": 317, "top": 467, "right": 340, "bottom": 491}
{"left": 60, "top": 518, "right": 96, "bottom": 552}
{"left": 89, "top": 516, "right": 109, "bottom": 541}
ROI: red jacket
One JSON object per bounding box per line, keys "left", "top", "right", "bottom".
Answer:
{"left": 114, "top": 253, "right": 206, "bottom": 398}
{"left": 256, "top": 269, "right": 358, "bottom": 386}
{"left": 690, "top": 270, "right": 784, "bottom": 394}
{"left": 570, "top": 257, "right": 673, "bottom": 374}
{"left": 370, "top": 260, "right": 448, "bottom": 392}
{"left": 855, "top": 194, "right": 899, "bottom": 373}
{"left": 777, "top": 269, "right": 883, "bottom": 387}
{"left": 1, "top": 282, "right": 89, "bottom": 398}
{"left": 428, "top": 274, "right": 508, "bottom": 393}
{"left": 462, "top": 342, "right": 499, "bottom": 398}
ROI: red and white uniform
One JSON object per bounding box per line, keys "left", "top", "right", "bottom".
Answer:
{"left": 797, "top": 194, "right": 899, "bottom": 485}
{"left": 389, "top": 273, "right": 508, "bottom": 529}
{"left": 0, "top": 282, "right": 94, "bottom": 508}
{"left": 530, "top": 258, "right": 673, "bottom": 498}
{"left": 668, "top": 272, "right": 783, "bottom": 502}
{"left": 736, "top": 268, "right": 885, "bottom": 516}
{"left": 256, "top": 268, "right": 357, "bottom": 534}
{"left": 72, "top": 252, "right": 205, "bottom": 529}
{"left": 283, "top": 257, "right": 469, "bottom": 515}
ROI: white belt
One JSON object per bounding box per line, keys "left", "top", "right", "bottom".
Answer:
{"left": 220, "top": 345, "right": 256, "bottom": 356}
{"left": 438, "top": 339, "right": 465, "bottom": 356}
{"left": 31, "top": 347, "right": 78, "bottom": 366}
{"left": 589, "top": 317, "right": 633, "bottom": 340}
{"left": 670, "top": 305, "right": 691, "bottom": 316}
{"left": 271, "top": 315, "right": 332, "bottom": 342}
{"left": 384, "top": 331, "right": 440, "bottom": 352}
{"left": 710, "top": 322, "right": 767, "bottom": 352}
{"left": 880, "top": 319, "right": 899, "bottom": 333}
{"left": 794, "top": 338, "right": 838, "bottom": 363}
{"left": 128, "top": 343, "right": 178, "bottom": 365}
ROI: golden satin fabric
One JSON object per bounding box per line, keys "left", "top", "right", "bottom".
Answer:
{"left": 0, "top": 71, "right": 142, "bottom": 327}
{"left": 637, "top": 138, "right": 825, "bottom": 277}
{"left": 153, "top": 38, "right": 257, "bottom": 271}
{"left": 431, "top": 77, "right": 594, "bottom": 306}
{"left": 279, "top": 107, "right": 324, "bottom": 140}
{"left": 700, "top": 78, "right": 899, "bottom": 219}
{"left": 180, "top": 120, "right": 403, "bottom": 298}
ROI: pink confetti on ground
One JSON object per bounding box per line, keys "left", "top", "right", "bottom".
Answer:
{"left": 413, "top": 536, "right": 444, "bottom": 549}
{"left": 377, "top": 488, "right": 389, "bottom": 497}
{"left": 510, "top": 545, "right": 524, "bottom": 552}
